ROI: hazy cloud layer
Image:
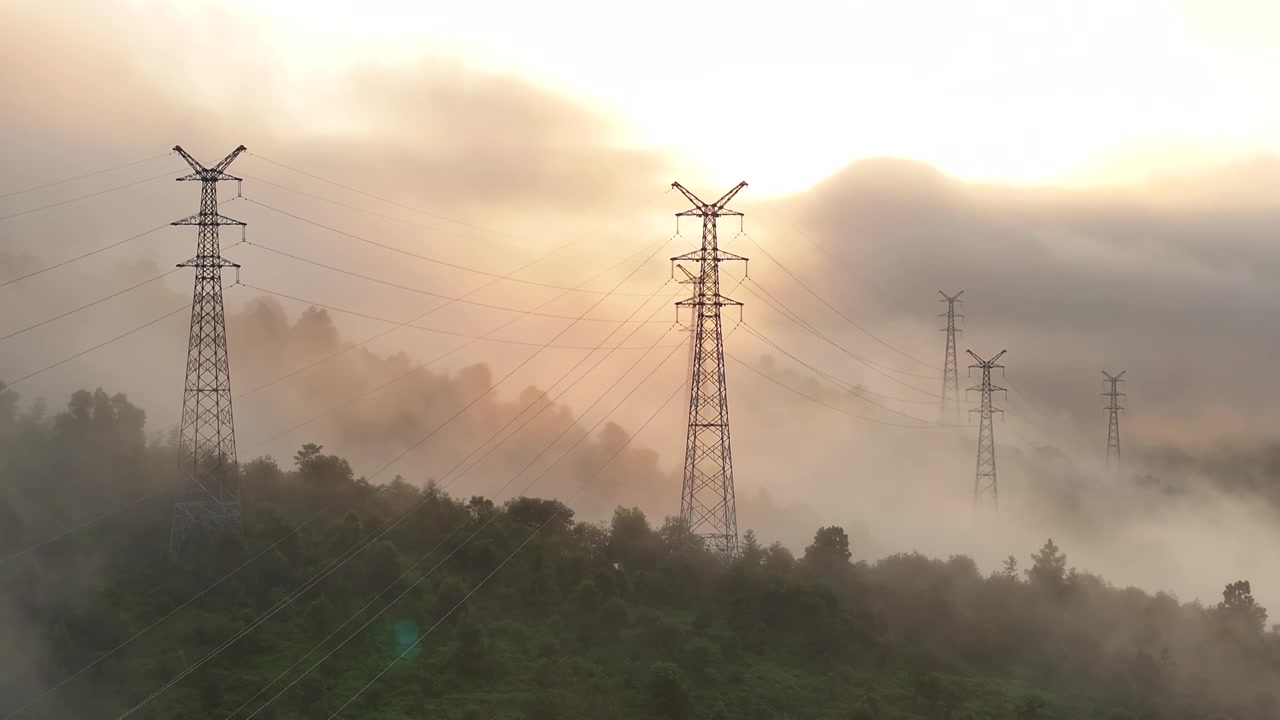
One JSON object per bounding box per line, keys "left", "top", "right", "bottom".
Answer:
{"left": 761, "top": 155, "right": 1280, "bottom": 450}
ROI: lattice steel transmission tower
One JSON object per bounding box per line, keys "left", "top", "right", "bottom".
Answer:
{"left": 967, "top": 349, "right": 1006, "bottom": 511}
{"left": 939, "top": 291, "right": 964, "bottom": 423}
{"left": 1103, "top": 371, "right": 1126, "bottom": 476}
{"left": 671, "top": 181, "right": 749, "bottom": 557}
{"left": 169, "top": 145, "right": 246, "bottom": 554}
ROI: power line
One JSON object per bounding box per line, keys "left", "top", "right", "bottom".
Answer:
{"left": 141, "top": 189, "right": 675, "bottom": 433}
{"left": 999, "top": 390, "right": 1054, "bottom": 441}
{"left": 0, "top": 169, "right": 176, "bottom": 222}
{"left": 123, "top": 317, "right": 684, "bottom": 719}
{"left": 145, "top": 193, "right": 678, "bottom": 435}
{"left": 111, "top": 489, "right": 430, "bottom": 720}
{"left": 246, "top": 282, "right": 681, "bottom": 350}
{"left": 736, "top": 281, "right": 944, "bottom": 396}
{"left": 244, "top": 243, "right": 670, "bottom": 324}
{"left": 334, "top": 239, "right": 677, "bottom": 486}
{"left": 741, "top": 322, "right": 937, "bottom": 405}
{"left": 320, "top": 354, "right": 691, "bottom": 719}
{"left": 0, "top": 489, "right": 167, "bottom": 567}
{"left": 0, "top": 290, "right": 242, "bottom": 564}
{"left": 228, "top": 289, "right": 684, "bottom": 720}
{"left": 0, "top": 153, "right": 172, "bottom": 200}
{"left": 116, "top": 216, "right": 681, "bottom": 719}
{"left": 740, "top": 325, "right": 957, "bottom": 426}
{"left": 742, "top": 279, "right": 940, "bottom": 380}
{"left": 239, "top": 172, "right": 621, "bottom": 260}
{"left": 2, "top": 488, "right": 360, "bottom": 719}
{"left": 3, "top": 186, "right": 684, "bottom": 712}
{"left": 0, "top": 199, "right": 236, "bottom": 290}
{"left": 5, "top": 303, "right": 191, "bottom": 387}
{"left": 0, "top": 225, "right": 168, "bottom": 288}
{"left": 243, "top": 198, "right": 653, "bottom": 297}
{"left": 739, "top": 232, "right": 940, "bottom": 371}
{"left": 232, "top": 247, "right": 673, "bottom": 458}
{"left": 0, "top": 268, "right": 180, "bottom": 343}
{"left": 757, "top": 199, "right": 936, "bottom": 324}
{"left": 248, "top": 153, "right": 527, "bottom": 241}
{"left": 1007, "top": 378, "right": 1056, "bottom": 421}
{"left": 9, "top": 185, "right": 676, "bottom": 714}
{"left": 726, "top": 351, "right": 944, "bottom": 429}
{"left": 19, "top": 231, "right": 675, "bottom": 719}
{"left": 1000, "top": 416, "right": 1039, "bottom": 448}
{"left": 446, "top": 316, "right": 689, "bottom": 498}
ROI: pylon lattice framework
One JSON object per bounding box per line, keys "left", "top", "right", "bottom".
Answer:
{"left": 671, "top": 181, "right": 748, "bottom": 557}
{"left": 967, "top": 349, "right": 1006, "bottom": 511}
{"left": 939, "top": 291, "right": 964, "bottom": 424}
{"left": 169, "top": 145, "right": 246, "bottom": 554}
{"left": 1103, "top": 370, "right": 1126, "bottom": 475}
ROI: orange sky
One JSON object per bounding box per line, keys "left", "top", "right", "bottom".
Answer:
{"left": 126, "top": 0, "right": 1280, "bottom": 194}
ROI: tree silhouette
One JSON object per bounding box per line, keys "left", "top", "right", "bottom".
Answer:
{"left": 1026, "top": 539, "right": 1068, "bottom": 591}
{"left": 805, "top": 525, "right": 852, "bottom": 571}
{"left": 1217, "top": 580, "right": 1268, "bottom": 639}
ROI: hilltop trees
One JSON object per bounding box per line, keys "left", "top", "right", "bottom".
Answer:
{"left": 804, "top": 525, "right": 852, "bottom": 571}
{"left": 1, "top": 385, "right": 1279, "bottom": 719}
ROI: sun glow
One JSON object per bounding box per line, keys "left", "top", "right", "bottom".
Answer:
{"left": 148, "top": 0, "right": 1280, "bottom": 194}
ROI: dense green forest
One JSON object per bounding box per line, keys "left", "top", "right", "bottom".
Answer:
{"left": 1, "top": 385, "right": 1279, "bottom": 720}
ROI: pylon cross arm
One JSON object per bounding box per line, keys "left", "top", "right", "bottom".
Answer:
{"left": 173, "top": 144, "right": 247, "bottom": 180}
{"left": 671, "top": 249, "right": 748, "bottom": 263}
{"left": 178, "top": 257, "right": 240, "bottom": 269}
{"left": 672, "top": 181, "right": 747, "bottom": 215}
{"left": 172, "top": 213, "right": 246, "bottom": 227}
{"left": 176, "top": 171, "right": 242, "bottom": 183}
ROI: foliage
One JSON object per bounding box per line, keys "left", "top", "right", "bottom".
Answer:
{"left": 1, "top": 385, "right": 1279, "bottom": 719}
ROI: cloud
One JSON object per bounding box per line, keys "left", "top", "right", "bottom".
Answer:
{"left": 0, "top": 0, "right": 675, "bottom": 245}
{"left": 0, "top": 0, "right": 683, "bottom": 427}
{"left": 301, "top": 62, "right": 671, "bottom": 219}
{"left": 762, "top": 154, "right": 1280, "bottom": 449}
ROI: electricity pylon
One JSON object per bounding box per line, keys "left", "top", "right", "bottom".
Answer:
{"left": 169, "top": 145, "right": 246, "bottom": 554}
{"left": 1103, "top": 371, "right": 1126, "bottom": 476}
{"left": 967, "top": 349, "right": 1006, "bottom": 512}
{"left": 671, "top": 181, "right": 748, "bottom": 557}
{"left": 939, "top": 291, "right": 963, "bottom": 424}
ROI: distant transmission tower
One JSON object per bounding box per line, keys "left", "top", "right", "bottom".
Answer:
{"left": 671, "top": 181, "right": 749, "bottom": 557}
{"left": 1103, "top": 371, "right": 1126, "bottom": 476}
{"left": 169, "top": 145, "right": 246, "bottom": 554}
{"left": 939, "top": 291, "right": 964, "bottom": 423}
{"left": 967, "top": 349, "right": 1006, "bottom": 511}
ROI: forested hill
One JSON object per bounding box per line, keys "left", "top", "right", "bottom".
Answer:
{"left": 1, "top": 386, "right": 1279, "bottom": 720}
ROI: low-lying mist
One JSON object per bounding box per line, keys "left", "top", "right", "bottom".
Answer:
{"left": 32, "top": 291, "right": 1265, "bottom": 614}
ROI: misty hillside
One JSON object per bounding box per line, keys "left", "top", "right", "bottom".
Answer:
{"left": 210, "top": 298, "right": 1280, "bottom": 612}
{"left": 8, "top": 4, "right": 1280, "bottom": 719}
{"left": 8, "top": 269, "right": 1280, "bottom": 608}
{"left": 1, "top": 386, "right": 1278, "bottom": 720}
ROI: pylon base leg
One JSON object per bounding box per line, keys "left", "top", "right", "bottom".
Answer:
{"left": 170, "top": 500, "right": 242, "bottom": 554}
